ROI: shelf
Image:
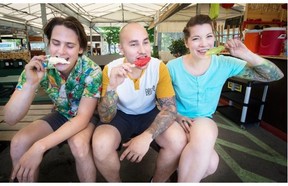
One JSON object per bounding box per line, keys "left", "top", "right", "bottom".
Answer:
{"left": 221, "top": 91, "right": 263, "bottom": 105}
{"left": 242, "top": 20, "right": 284, "bottom": 29}
{"left": 228, "top": 76, "right": 269, "bottom": 86}
{"left": 217, "top": 105, "right": 260, "bottom": 125}
{"left": 217, "top": 77, "right": 269, "bottom": 127}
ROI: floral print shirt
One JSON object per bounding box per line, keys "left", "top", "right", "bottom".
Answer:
{"left": 16, "top": 55, "right": 102, "bottom": 119}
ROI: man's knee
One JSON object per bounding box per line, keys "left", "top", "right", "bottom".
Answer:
{"left": 68, "top": 137, "right": 90, "bottom": 159}
{"left": 157, "top": 123, "right": 187, "bottom": 152}
{"left": 10, "top": 132, "right": 31, "bottom": 157}
{"left": 92, "top": 132, "right": 119, "bottom": 161}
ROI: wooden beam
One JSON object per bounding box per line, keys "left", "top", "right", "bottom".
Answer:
{"left": 148, "top": 3, "right": 190, "bottom": 29}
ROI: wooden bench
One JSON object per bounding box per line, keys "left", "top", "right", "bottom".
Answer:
{"left": 0, "top": 104, "right": 53, "bottom": 141}
{"left": 0, "top": 103, "right": 178, "bottom": 182}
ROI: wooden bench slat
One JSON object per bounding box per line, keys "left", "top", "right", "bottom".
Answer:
{"left": 0, "top": 131, "right": 18, "bottom": 141}
{"left": 0, "top": 109, "right": 51, "bottom": 116}
{"left": 27, "top": 110, "right": 51, "bottom": 115}
{"left": 0, "top": 122, "right": 30, "bottom": 131}
{"left": 0, "top": 115, "right": 43, "bottom": 122}
{"left": 0, "top": 104, "right": 53, "bottom": 113}
{"left": 0, "top": 104, "right": 53, "bottom": 141}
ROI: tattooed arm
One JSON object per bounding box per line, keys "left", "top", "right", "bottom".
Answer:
{"left": 146, "top": 96, "right": 177, "bottom": 139}
{"left": 237, "top": 60, "right": 284, "bottom": 82}
{"left": 98, "top": 90, "right": 118, "bottom": 123}
{"left": 225, "top": 39, "right": 284, "bottom": 82}
{"left": 119, "top": 96, "right": 177, "bottom": 162}
{"left": 97, "top": 62, "right": 132, "bottom": 123}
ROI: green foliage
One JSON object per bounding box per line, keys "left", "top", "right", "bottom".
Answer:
{"left": 101, "top": 27, "right": 120, "bottom": 54}
{"left": 168, "top": 38, "right": 188, "bottom": 57}
{"left": 145, "top": 27, "right": 154, "bottom": 43}
{"left": 152, "top": 45, "right": 159, "bottom": 58}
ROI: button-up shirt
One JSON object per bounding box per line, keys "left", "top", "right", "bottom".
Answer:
{"left": 16, "top": 55, "right": 102, "bottom": 119}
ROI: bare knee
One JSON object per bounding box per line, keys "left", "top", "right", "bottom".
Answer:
{"left": 68, "top": 137, "right": 90, "bottom": 159}
{"left": 10, "top": 132, "right": 31, "bottom": 159}
{"left": 157, "top": 123, "right": 187, "bottom": 153}
{"left": 188, "top": 118, "right": 218, "bottom": 148}
{"left": 92, "top": 126, "right": 120, "bottom": 161}
{"left": 205, "top": 151, "right": 219, "bottom": 177}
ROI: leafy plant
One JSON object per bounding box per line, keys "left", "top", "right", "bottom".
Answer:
{"left": 101, "top": 27, "right": 120, "bottom": 54}
{"left": 168, "top": 38, "right": 188, "bottom": 57}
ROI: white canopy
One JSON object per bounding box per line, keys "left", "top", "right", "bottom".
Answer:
{"left": 0, "top": 3, "right": 245, "bottom": 36}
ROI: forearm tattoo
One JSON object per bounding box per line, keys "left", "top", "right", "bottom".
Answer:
{"left": 98, "top": 90, "right": 118, "bottom": 123}
{"left": 146, "top": 96, "right": 177, "bottom": 139}
{"left": 238, "top": 60, "right": 284, "bottom": 82}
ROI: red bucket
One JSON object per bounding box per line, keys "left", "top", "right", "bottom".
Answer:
{"left": 244, "top": 30, "right": 261, "bottom": 53}
{"left": 258, "top": 27, "right": 286, "bottom": 55}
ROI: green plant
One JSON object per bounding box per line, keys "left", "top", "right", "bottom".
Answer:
{"left": 168, "top": 38, "right": 188, "bottom": 57}
{"left": 152, "top": 45, "right": 159, "bottom": 58}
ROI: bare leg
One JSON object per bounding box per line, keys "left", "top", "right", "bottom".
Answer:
{"left": 203, "top": 149, "right": 219, "bottom": 179}
{"left": 10, "top": 120, "right": 53, "bottom": 182}
{"left": 68, "top": 122, "right": 96, "bottom": 182}
{"left": 92, "top": 125, "right": 122, "bottom": 182}
{"left": 153, "top": 122, "right": 186, "bottom": 182}
{"left": 178, "top": 117, "right": 219, "bottom": 182}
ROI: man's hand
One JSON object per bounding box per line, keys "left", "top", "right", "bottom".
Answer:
{"left": 176, "top": 114, "right": 193, "bottom": 133}
{"left": 108, "top": 63, "right": 134, "bottom": 90}
{"left": 120, "top": 132, "right": 152, "bottom": 163}
{"left": 11, "top": 143, "right": 44, "bottom": 182}
{"left": 25, "top": 55, "right": 46, "bottom": 87}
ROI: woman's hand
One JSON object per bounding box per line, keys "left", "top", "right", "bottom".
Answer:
{"left": 224, "top": 38, "right": 251, "bottom": 59}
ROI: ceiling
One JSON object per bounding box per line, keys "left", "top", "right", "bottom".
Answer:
{"left": 0, "top": 3, "right": 246, "bottom": 37}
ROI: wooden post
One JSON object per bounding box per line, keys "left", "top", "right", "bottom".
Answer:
{"left": 217, "top": 25, "right": 221, "bottom": 46}
{"left": 232, "top": 25, "right": 235, "bottom": 39}
{"left": 227, "top": 25, "right": 230, "bottom": 40}
{"left": 221, "top": 25, "right": 224, "bottom": 44}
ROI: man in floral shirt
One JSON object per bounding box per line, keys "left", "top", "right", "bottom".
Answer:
{"left": 4, "top": 16, "right": 102, "bottom": 182}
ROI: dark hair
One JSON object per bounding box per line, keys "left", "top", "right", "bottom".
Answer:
{"left": 43, "top": 16, "right": 87, "bottom": 55}
{"left": 183, "top": 14, "right": 214, "bottom": 42}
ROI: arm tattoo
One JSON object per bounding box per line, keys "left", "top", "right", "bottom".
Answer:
{"left": 146, "top": 96, "right": 177, "bottom": 139}
{"left": 237, "top": 60, "right": 284, "bottom": 82}
{"left": 98, "top": 90, "right": 118, "bottom": 123}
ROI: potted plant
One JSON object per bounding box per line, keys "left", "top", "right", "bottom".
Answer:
{"left": 168, "top": 38, "right": 189, "bottom": 57}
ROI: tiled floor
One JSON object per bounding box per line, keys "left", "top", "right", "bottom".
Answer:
{"left": 0, "top": 112, "right": 287, "bottom": 182}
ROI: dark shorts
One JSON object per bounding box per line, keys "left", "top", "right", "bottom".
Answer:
{"left": 98, "top": 107, "right": 159, "bottom": 142}
{"left": 40, "top": 110, "right": 99, "bottom": 131}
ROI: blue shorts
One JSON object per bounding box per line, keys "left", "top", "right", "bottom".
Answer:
{"left": 40, "top": 110, "right": 99, "bottom": 131}
{"left": 98, "top": 107, "right": 159, "bottom": 142}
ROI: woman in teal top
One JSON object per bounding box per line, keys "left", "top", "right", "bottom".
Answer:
{"left": 4, "top": 16, "right": 102, "bottom": 182}
{"left": 166, "top": 14, "right": 283, "bottom": 182}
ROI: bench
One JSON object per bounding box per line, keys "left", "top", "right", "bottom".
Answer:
{"left": 0, "top": 103, "right": 177, "bottom": 181}
{"left": 0, "top": 104, "right": 53, "bottom": 141}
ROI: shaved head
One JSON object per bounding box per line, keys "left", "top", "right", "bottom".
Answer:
{"left": 119, "top": 22, "right": 147, "bottom": 44}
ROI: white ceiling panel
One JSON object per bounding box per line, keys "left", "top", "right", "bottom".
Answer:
{"left": 0, "top": 3, "right": 245, "bottom": 36}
